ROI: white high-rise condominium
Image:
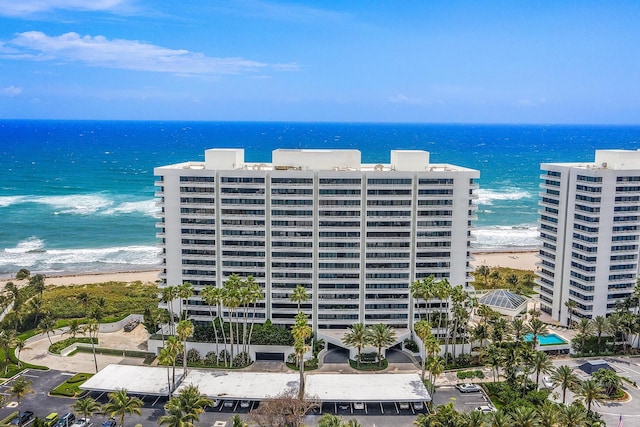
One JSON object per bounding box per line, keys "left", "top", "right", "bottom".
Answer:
{"left": 537, "top": 149, "right": 640, "bottom": 325}
{"left": 155, "top": 148, "right": 479, "bottom": 338}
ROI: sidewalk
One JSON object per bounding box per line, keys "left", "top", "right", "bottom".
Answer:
{"left": 20, "top": 325, "right": 150, "bottom": 373}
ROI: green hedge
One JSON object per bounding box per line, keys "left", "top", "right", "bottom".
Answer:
{"left": 50, "top": 373, "right": 94, "bottom": 397}
{"left": 49, "top": 337, "right": 97, "bottom": 354}
{"left": 348, "top": 358, "right": 388, "bottom": 371}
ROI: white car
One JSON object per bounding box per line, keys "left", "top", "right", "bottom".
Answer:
{"left": 475, "top": 406, "right": 496, "bottom": 413}
{"left": 212, "top": 399, "right": 221, "bottom": 408}
{"left": 413, "top": 401, "right": 424, "bottom": 410}
{"left": 223, "top": 400, "right": 235, "bottom": 408}
{"left": 398, "top": 402, "right": 410, "bottom": 410}
{"left": 73, "top": 419, "right": 90, "bottom": 427}
{"left": 240, "top": 400, "right": 251, "bottom": 408}
{"left": 542, "top": 376, "right": 555, "bottom": 389}
{"left": 353, "top": 402, "right": 365, "bottom": 410}
{"left": 456, "top": 383, "right": 482, "bottom": 393}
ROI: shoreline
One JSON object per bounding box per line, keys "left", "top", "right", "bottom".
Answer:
{"left": 0, "top": 250, "right": 537, "bottom": 288}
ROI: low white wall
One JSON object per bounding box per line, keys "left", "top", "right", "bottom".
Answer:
{"left": 147, "top": 337, "right": 297, "bottom": 361}
{"left": 99, "top": 314, "right": 144, "bottom": 333}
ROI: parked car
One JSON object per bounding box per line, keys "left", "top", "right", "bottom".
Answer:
{"left": 10, "top": 411, "right": 34, "bottom": 426}
{"left": 398, "top": 402, "right": 410, "bottom": 410}
{"left": 353, "top": 402, "right": 365, "bottom": 410}
{"left": 72, "top": 418, "right": 90, "bottom": 427}
{"left": 101, "top": 418, "right": 116, "bottom": 427}
{"left": 338, "top": 403, "right": 350, "bottom": 410}
{"left": 541, "top": 375, "right": 555, "bottom": 389}
{"left": 240, "top": 400, "right": 251, "bottom": 408}
{"left": 212, "top": 399, "right": 221, "bottom": 408}
{"left": 475, "top": 405, "right": 497, "bottom": 413}
{"left": 456, "top": 383, "right": 482, "bottom": 393}
{"left": 54, "top": 413, "right": 75, "bottom": 427}
{"left": 44, "top": 413, "right": 59, "bottom": 427}
{"left": 223, "top": 400, "right": 235, "bottom": 408}
{"left": 413, "top": 401, "right": 424, "bottom": 410}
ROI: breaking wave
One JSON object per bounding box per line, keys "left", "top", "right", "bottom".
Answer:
{"left": 0, "top": 193, "right": 157, "bottom": 217}
{"left": 476, "top": 188, "right": 534, "bottom": 205}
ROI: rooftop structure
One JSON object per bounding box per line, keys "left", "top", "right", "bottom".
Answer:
{"left": 536, "top": 149, "right": 640, "bottom": 323}
{"left": 155, "top": 148, "right": 479, "bottom": 337}
{"left": 477, "top": 289, "right": 529, "bottom": 319}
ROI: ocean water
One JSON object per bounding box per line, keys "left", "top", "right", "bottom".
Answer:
{"left": 1, "top": 120, "right": 640, "bottom": 277}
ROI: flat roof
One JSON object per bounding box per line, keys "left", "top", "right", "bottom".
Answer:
{"left": 80, "top": 364, "right": 178, "bottom": 396}
{"left": 304, "top": 374, "right": 431, "bottom": 402}
{"left": 175, "top": 371, "right": 299, "bottom": 400}
{"left": 80, "top": 366, "right": 431, "bottom": 403}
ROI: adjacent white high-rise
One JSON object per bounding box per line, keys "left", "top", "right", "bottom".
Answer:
{"left": 155, "top": 148, "right": 479, "bottom": 335}
{"left": 537, "top": 150, "right": 640, "bottom": 324}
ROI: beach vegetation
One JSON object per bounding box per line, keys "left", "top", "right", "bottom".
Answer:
{"left": 471, "top": 266, "right": 536, "bottom": 294}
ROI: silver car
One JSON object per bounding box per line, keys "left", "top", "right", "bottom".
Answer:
{"left": 456, "top": 383, "right": 482, "bottom": 393}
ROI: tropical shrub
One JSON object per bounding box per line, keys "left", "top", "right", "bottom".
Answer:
{"left": 187, "top": 348, "right": 201, "bottom": 363}
{"left": 204, "top": 351, "right": 218, "bottom": 365}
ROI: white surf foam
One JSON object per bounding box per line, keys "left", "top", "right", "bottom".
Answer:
{"left": 476, "top": 188, "right": 533, "bottom": 205}
{"left": 101, "top": 200, "right": 158, "bottom": 217}
{"left": 32, "top": 194, "right": 113, "bottom": 215}
{"left": 0, "top": 240, "right": 160, "bottom": 274}
{"left": 0, "top": 196, "right": 26, "bottom": 208}
{"left": 474, "top": 225, "right": 539, "bottom": 249}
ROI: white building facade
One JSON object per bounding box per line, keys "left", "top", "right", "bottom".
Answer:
{"left": 537, "top": 150, "right": 640, "bottom": 324}
{"left": 155, "top": 148, "right": 479, "bottom": 333}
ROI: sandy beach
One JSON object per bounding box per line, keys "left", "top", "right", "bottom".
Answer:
{"left": 0, "top": 270, "right": 160, "bottom": 289}
{"left": 471, "top": 250, "right": 537, "bottom": 271}
{"left": 0, "top": 250, "right": 536, "bottom": 289}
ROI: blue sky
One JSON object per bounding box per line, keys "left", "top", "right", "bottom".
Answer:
{"left": 0, "top": 1, "right": 639, "bottom": 124}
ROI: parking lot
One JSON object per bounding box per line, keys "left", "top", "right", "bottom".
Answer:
{"left": 432, "top": 385, "right": 493, "bottom": 415}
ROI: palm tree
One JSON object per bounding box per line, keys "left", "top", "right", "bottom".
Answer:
{"left": 290, "top": 284, "right": 309, "bottom": 311}
{"left": 575, "top": 318, "right": 594, "bottom": 354}
{"left": 37, "top": 316, "right": 57, "bottom": 345}
{"left": 72, "top": 397, "right": 101, "bottom": 423}
{"left": 564, "top": 300, "right": 577, "bottom": 328}
{"left": 462, "top": 410, "right": 487, "bottom": 427}
{"left": 480, "top": 344, "right": 503, "bottom": 383}
{"left": 9, "top": 376, "right": 32, "bottom": 424}
{"left": 410, "top": 277, "right": 428, "bottom": 319}
{"left": 318, "top": 414, "right": 343, "bottom": 427}
{"left": 177, "top": 282, "right": 194, "bottom": 320}
{"left": 560, "top": 403, "right": 587, "bottom": 427}
{"left": 229, "top": 414, "right": 247, "bottom": 427}
{"left": 366, "top": 323, "right": 396, "bottom": 366}
{"left": 102, "top": 389, "right": 143, "bottom": 427}
{"left": 575, "top": 379, "right": 606, "bottom": 412}
{"left": 157, "top": 405, "right": 193, "bottom": 427}
{"left": 14, "top": 338, "right": 29, "bottom": 368}
{"left": 176, "top": 320, "right": 194, "bottom": 377}
{"left": 532, "top": 351, "right": 553, "bottom": 389}
{"left": 414, "top": 319, "right": 434, "bottom": 381}
{"left": 527, "top": 318, "right": 549, "bottom": 348}
{"left": 551, "top": 365, "right": 579, "bottom": 404}
{"left": 83, "top": 319, "right": 99, "bottom": 373}
{"left": 165, "top": 336, "right": 183, "bottom": 388}
{"left": 510, "top": 318, "right": 527, "bottom": 343}
{"left": 592, "top": 315, "right": 608, "bottom": 354}
{"left": 223, "top": 275, "right": 242, "bottom": 363}
{"left": 64, "top": 319, "right": 82, "bottom": 339}
{"left": 27, "top": 296, "right": 44, "bottom": 328}
{"left": 476, "top": 265, "right": 490, "bottom": 287}
{"left": 510, "top": 406, "right": 538, "bottom": 427}
{"left": 164, "top": 385, "right": 212, "bottom": 426}
{"left": 291, "top": 312, "right": 312, "bottom": 399}
{"left": 593, "top": 368, "right": 622, "bottom": 397}
{"left": 342, "top": 323, "right": 368, "bottom": 368}
{"left": 200, "top": 285, "right": 221, "bottom": 354}
{"left": 158, "top": 346, "right": 176, "bottom": 398}
{"left": 488, "top": 411, "right": 513, "bottom": 427}
{"left": 0, "top": 329, "right": 16, "bottom": 374}
{"left": 536, "top": 401, "right": 560, "bottom": 427}
{"left": 427, "top": 357, "right": 445, "bottom": 395}
{"left": 161, "top": 285, "right": 179, "bottom": 335}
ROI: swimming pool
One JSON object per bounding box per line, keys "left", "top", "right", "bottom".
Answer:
{"left": 524, "top": 333, "right": 568, "bottom": 345}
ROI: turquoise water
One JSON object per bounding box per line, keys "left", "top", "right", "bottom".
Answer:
{"left": 2, "top": 120, "right": 640, "bottom": 276}
{"left": 525, "top": 333, "right": 567, "bottom": 345}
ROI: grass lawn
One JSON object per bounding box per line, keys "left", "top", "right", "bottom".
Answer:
{"left": 50, "top": 373, "right": 94, "bottom": 397}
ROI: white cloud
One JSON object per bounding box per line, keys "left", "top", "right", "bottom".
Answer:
{"left": 0, "top": 0, "right": 132, "bottom": 17}
{"left": 2, "top": 31, "right": 297, "bottom": 76}
{"left": 388, "top": 93, "right": 429, "bottom": 106}
{"left": 2, "top": 85, "right": 22, "bottom": 97}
